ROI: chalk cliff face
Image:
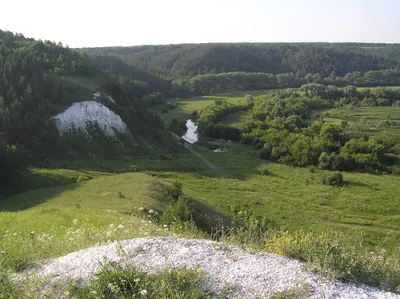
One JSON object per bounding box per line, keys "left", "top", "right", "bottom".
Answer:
{"left": 53, "top": 100, "right": 128, "bottom": 136}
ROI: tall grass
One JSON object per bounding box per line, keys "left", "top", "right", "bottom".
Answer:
{"left": 74, "top": 265, "right": 211, "bottom": 299}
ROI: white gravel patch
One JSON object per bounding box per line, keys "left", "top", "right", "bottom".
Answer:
{"left": 13, "top": 237, "right": 399, "bottom": 298}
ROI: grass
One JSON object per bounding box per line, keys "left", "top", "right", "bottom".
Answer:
{"left": 73, "top": 266, "right": 211, "bottom": 299}
{"left": 1, "top": 151, "right": 400, "bottom": 293}
{"left": 220, "top": 110, "right": 252, "bottom": 127}
{"left": 0, "top": 173, "right": 173, "bottom": 272}
{"left": 321, "top": 106, "right": 400, "bottom": 136}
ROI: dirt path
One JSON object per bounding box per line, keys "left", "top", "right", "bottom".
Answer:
{"left": 171, "top": 133, "right": 229, "bottom": 177}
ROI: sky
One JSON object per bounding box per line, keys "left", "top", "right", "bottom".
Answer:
{"left": 1, "top": 0, "right": 399, "bottom": 47}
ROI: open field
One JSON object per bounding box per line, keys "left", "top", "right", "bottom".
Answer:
{"left": 321, "top": 106, "right": 400, "bottom": 135}
{"left": 3, "top": 143, "right": 400, "bottom": 259}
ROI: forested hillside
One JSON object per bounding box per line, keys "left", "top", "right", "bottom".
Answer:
{"left": 0, "top": 30, "right": 176, "bottom": 189}
{"left": 79, "top": 43, "right": 400, "bottom": 79}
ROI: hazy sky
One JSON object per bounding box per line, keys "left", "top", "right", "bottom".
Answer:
{"left": 1, "top": 0, "right": 399, "bottom": 47}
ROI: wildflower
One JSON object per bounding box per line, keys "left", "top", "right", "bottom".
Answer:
{"left": 89, "top": 290, "right": 97, "bottom": 295}
{"left": 134, "top": 278, "right": 140, "bottom": 283}
{"left": 12, "top": 232, "right": 17, "bottom": 237}
{"left": 148, "top": 210, "right": 154, "bottom": 214}
{"left": 72, "top": 219, "right": 78, "bottom": 225}
{"left": 140, "top": 289, "right": 148, "bottom": 296}
{"left": 117, "top": 224, "right": 124, "bottom": 229}
{"left": 139, "top": 207, "right": 144, "bottom": 211}
{"left": 106, "top": 231, "right": 112, "bottom": 238}
{"left": 0, "top": 251, "right": 5, "bottom": 254}
{"left": 163, "top": 224, "right": 168, "bottom": 228}
{"left": 107, "top": 283, "right": 115, "bottom": 292}
{"left": 109, "top": 224, "right": 115, "bottom": 229}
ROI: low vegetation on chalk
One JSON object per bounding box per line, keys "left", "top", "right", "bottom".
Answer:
{"left": 75, "top": 266, "right": 211, "bottom": 299}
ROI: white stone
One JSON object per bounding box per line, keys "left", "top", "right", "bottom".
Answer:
{"left": 53, "top": 101, "right": 128, "bottom": 136}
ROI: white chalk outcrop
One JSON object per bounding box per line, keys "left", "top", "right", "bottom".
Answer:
{"left": 53, "top": 101, "right": 128, "bottom": 136}
{"left": 13, "top": 237, "right": 400, "bottom": 299}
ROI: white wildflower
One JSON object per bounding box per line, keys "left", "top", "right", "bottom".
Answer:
{"left": 72, "top": 219, "right": 78, "bottom": 225}
{"left": 163, "top": 224, "right": 168, "bottom": 228}
{"left": 109, "top": 224, "right": 115, "bottom": 229}
{"left": 117, "top": 224, "right": 124, "bottom": 229}
{"left": 140, "top": 289, "right": 148, "bottom": 296}
{"left": 12, "top": 232, "right": 17, "bottom": 237}
{"left": 106, "top": 231, "right": 112, "bottom": 238}
{"left": 89, "top": 290, "right": 97, "bottom": 295}
{"left": 139, "top": 207, "right": 144, "bottom": 211}
{"left": 148, "top": 210, "right": 154, "bottom": 214}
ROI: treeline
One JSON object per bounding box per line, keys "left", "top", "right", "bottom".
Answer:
{"left": 171, "top": 69, "right": 400, "bottom": 95}
{"left": 89, "top": 55, "right": 172, "bottom": 97}
{"left": 197, "top": 87, "right": 400, "bottom": 173}
{"left": 79, "top": 43, "right": 400, "bottom": 79}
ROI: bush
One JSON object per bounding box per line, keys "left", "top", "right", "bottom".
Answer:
{"left": 391, "top": 165, "right": 400, "bottom": 176}
{"left": 259, "top": 145, "right": 271, "bottom": 160}
{"left": 129, "top": 165, "right": 138, "bottom": 172}
{"left": 167, "top": 181, "right": 183, "bottom": 201}
{"left": 76, "top": 175, "right": 91, "bottom": 183}
{"left": 321, "top": 172, "right": 344, "bottom": 187}
{"left": 75, "top": 265, "right": 209, "bottom": 299}
{"left": 259, "top": 166, "right": 271, "bottom": 176}
{"left": 161, "top": 196, "right": 193, "bottom": 225}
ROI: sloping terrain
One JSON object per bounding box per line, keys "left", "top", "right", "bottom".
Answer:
{"left": 13, "top": 237, "right": 400, "bottom": 298}
{"left": 0, "top": 30, "right": 177, "bottom": 163}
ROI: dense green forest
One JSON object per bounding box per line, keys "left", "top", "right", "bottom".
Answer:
{"left": 80, "top": 43, "right": 400, "bottom": 96}
{"left": 0, "top": 30, "right": 175, "bottom": 189}
{"left": 79, "top": 43, "right": 400, "bottom": 79}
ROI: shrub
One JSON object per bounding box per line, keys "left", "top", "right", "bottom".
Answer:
{"left": 76, "top": 175, "right": 91, "bottom": 183}
{"left": 75, "top": 265, "right": 209, "bottom": 299}
{"left": 161, "top": 196, "right": 193, "bottom": 224}
{"left": 129, "top": 165, "right": 138, "bottom": 172}
{"left": 321, "top": 172, "right": 344, "bottom": 187}
{"left": 259, "top": 166, "right": 271, "bottom": 176}
{"left": 166, "top": 181, "right": 183, "bottom": 201}
{"left": 391, "top": 166, "right": 400, "bottom": 176}
{"left": 259, "top": 145, "right": 271, "bottom": 160}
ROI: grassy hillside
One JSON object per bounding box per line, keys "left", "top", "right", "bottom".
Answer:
{"left": 0, "top": 172, "right": 172, "bottom": 272}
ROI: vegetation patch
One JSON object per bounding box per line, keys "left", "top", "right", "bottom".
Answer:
{"left": 74, "top": 266, "right": 210, "bottom": 299}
